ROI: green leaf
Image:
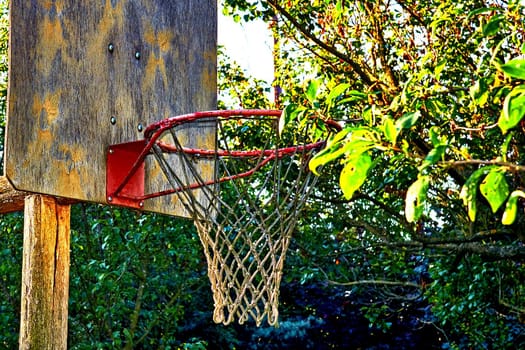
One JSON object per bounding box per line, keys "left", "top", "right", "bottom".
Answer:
{"left": 401, "top": 139, "right": 410, "bottom": 154}
{"left": 470, "top": 78, "right": 489, "bottom": 106}
{"left": 405, "top": 176, "right": 430, "bottom": 223}
{"left": 123, "top": 328, "right": 133, "bottom": 342}
{"left": 498, "top": 85, "right": 525, "bottom": 134}
{"left": 430, "top": 16, "right": 451, "bottom": 35}
{"left": 306, "top": 79, "right": 322, "bottom": 104}
{"left": 502, "top": 190, "right": 525, "bottom": 225}
{"left": 480, "top": 169, "right": 509, "bottom": 213}
{"left": 482, "top": 14, "right": 504, "bottom": 37}
{"left": 278, "top": 103, "right": 300, "bottom": 135}
{"left": 460, "top": 166, "right": 496, "bottom": 221}
{"left": 310, "top": 137, "right": 375, "bottom": 175}
{"left": 419, "top": 145, "right": 447, "bottom": 171}
{"left": 348, "top": 90, "right": 368, "bottom": 99}
{"left": 435, "top": 60, "right": 446, "bottom": 81}
{"left": 500, "top": 59, "right": 525, "bottom": 80}
{"left": 309, "top": 128, "right": 355, "bottom": 175}
{"left": 395, "top": 111, "right": 420, "bottom": 130}
{"left": 335, "top": 0, "right": 343, "bottom": 18}
{"left": 467, "top": 7, "right": 500, "bottom": 18}
{"left": 429, "top": 126, "right": 443, "bottom": 147}
{"left": 337, "top": 90, "right": 369, "bottom": 104}
{"left": 340, "top": 152, "right": 372, "bottom": 199}
{"left": 382, "top": 117, "right": 397, "bottom": 144}
{"left": 326, "top": 83, "right": 350, "bottom": 107}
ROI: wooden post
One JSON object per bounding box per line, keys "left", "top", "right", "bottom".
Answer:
{"left": 19, "top": 195, "right": 70, "bottom": 350}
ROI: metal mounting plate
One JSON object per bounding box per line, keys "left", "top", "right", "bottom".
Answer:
{"left": 106, "top": 141, "right": 146, "bottom": 209}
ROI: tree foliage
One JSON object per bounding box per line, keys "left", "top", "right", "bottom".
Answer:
{"left": 223, "top": 0, "right": 525, "bottom": 348}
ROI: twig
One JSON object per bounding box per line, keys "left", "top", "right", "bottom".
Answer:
{"left": 440, "top": 159, "right": 525, "bottom": 172}
{"left": 328, "top": 279, "right": 421, "bottom": 289}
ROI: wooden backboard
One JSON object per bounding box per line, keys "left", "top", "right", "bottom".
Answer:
{"left": 5, "top": 0, "right": 217, "bottom": 216}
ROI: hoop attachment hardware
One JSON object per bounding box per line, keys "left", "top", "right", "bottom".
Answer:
{"left": 106, "top": 140, "right": 146, "bottom": 208}
{"left": 105, "top": 109, "right": 339, "bottom": 209}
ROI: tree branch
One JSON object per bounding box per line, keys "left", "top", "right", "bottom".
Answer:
{"left": 281, "top": 25, "right": 341, "bottom": 71}
{"left": 364, "top": 2, "right": 400, "bottom": 93}
{"left": 353, "top": 192, "right": 412, "bottom": 230}
{"left": 124, "top": 267, "right": 146, "bottom": 350}
{"left": 310, "top": 192, "right": 411, "bottom": 231}
{"left": 441, "top": 159, "right": 525, "bottom": 173}
{"left": 449, "top": 242, "right": 525, "bottom": 261}
{"left": 498, "top": 298, "right": 525, "bottom": 315}
{"left": 318, "top": 231, "right": 524, "bottom": 261}
{"left": 396, "top": 0, "right": 428, "bottom": 27}
{"left": 267, "top": 0, "right": 374, "bottom": 87}
{"left": 328, "top": 279, "right": 421, "bottom": 289}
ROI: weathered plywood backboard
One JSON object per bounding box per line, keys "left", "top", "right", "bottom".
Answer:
{"left": 5, "top": 0, "right": 217, "bottom": 216}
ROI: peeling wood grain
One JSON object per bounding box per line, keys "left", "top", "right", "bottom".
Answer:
{"left": 19, "top": 195, "right": 70, "bottom": 350}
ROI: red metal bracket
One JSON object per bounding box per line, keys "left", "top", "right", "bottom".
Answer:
{"left": 105, "top": 110, "right": 342, "bottom": 210}
{"left": 106, "top": 140, "right": 146, "bottom": 209}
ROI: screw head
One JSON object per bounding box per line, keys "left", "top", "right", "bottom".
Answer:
{"left": 134, "top": 51, "right": 141, "bottom": 60}
{"left": 137, "top": 123, "right": 144, "bottom": 132}
{"left": 107, "top": 196, "right": 113, "bottom": 202}
{"left": 110, "top": 116, "right": 116, "bottom": 125}
{"left": 108, "top": 43, "right": 114, "bottom": 53}
{"left": 109, "top": 148, "right": 114, "bottom": 154}
{"left": 139, "top": 201, "right": 144, "bottom": 208}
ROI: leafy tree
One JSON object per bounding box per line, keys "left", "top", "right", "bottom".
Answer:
{"left": 67, "top": 204, "right": 210, "bottom": 349}
{"left": 223, "top": 0, "right": 525, "bottom": 348}
{"left": 0, "top": 212, "right": 22, "bottom": 347}
{"left": 218, "top": 47, "right": 273, "bottom": 109}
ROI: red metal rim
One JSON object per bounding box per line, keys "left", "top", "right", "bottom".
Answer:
{"left": 107, "top": 109, "right": 341, "bottom": 208}
{"left": 144, "top": 109, "right": 341, "bottom": 159}
{"left": 144, "top": 109, "right": 282, "bottom": 140}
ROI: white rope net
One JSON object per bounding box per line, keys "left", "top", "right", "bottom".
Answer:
{"left": 151, "top": 112, "right": 328, "bottom": 326}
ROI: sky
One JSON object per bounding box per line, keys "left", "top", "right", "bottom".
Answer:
{"left": 217, "top": 11, "right": 274, "bottom": 84}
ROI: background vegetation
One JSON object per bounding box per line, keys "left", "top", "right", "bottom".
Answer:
{"left": 1, "top": 0, "right": 525, "bottom": 349}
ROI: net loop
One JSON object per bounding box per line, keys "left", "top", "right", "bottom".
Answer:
{"left": 137, "top": 110, "right": 338, "bottom": 326}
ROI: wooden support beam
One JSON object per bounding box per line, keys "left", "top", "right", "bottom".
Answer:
{"left": 19, "top": 195, "right": 70, "bottom": 350}
{"left": 0, "top": 176, "right": 78, "bottom": 215}
{"left": 0, "top": 176, "right": 27, "bottom": 214}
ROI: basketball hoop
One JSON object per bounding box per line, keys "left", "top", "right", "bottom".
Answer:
{"left": 106, "top": 109, "right": 339, "bottom": 326}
